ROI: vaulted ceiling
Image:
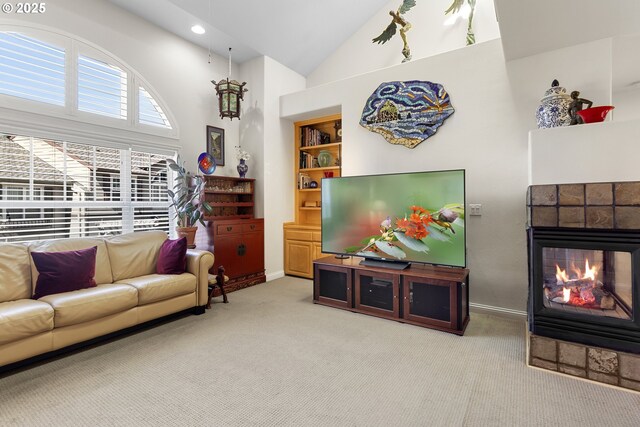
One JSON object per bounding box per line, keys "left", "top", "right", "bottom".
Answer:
{"left": 108, "top": 0, "right": 390, "bottom": 76}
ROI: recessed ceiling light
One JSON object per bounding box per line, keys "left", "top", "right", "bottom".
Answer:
{"left": 191, "top": 25, "right": 205, "bottom": 35}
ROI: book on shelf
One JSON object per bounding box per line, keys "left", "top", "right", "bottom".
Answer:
{"left": 299, "top": 152, "right": 318, "bottom": 169}
{"left": 301, "top": 126, "right": 331, "bottom": 147}
{"left": 298, "top": 173, "right": 311, "bottom": 189}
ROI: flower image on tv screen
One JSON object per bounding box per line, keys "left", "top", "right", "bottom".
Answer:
{"left": 321, "top": 169, "right": 465, "bottom": 268}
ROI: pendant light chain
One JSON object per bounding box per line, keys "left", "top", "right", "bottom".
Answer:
{"left": 207, "top": 0, "right": 212, "bottom": 64}
{"left": 228, "top": 47, "right": 232, "bottom": 79}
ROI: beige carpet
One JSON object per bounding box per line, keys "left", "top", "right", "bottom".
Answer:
{"left": 1, "top": 276, "right": 639, "bottom": 427}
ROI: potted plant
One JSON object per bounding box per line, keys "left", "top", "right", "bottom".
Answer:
{"left": 166, "top": 157, "right": 212, "bottom": 246}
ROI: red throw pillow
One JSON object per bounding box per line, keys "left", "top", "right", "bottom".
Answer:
{"left": 157, "top": 237, "right": 187, "bottom": 274}
{"left": 31, "top": 246, "right": 98, "bottom": 299}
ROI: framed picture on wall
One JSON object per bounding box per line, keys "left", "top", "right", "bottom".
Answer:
{"left": 206, "top": 125, "right": 225, "bottom": 166}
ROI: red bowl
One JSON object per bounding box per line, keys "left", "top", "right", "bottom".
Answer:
{"left": 577, "top": 106, "right": 614, "bottom": 123}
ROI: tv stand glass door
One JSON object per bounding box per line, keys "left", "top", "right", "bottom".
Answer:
{"left": 355, "top": 270, "right": 399, "bottom": 319}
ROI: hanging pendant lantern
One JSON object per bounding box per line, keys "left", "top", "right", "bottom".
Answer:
{"left": 211, "top": 48, "right": 247, "bottom": 120}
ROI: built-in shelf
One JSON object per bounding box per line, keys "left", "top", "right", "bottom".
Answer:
{"left": 300, "top": 166, "right": 340, "bottom": 172}
{"left": 299, "top": 142, "right": 342, "bottom": 152}
{"left": 299, "top": 188, "right": 321, "bottom": 192}
{"left": 300, "top": 207, "right": 321, "bottom": 211}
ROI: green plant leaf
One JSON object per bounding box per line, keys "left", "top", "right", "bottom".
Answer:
{"left": 360, "top": 235, "right": 382, "bottom": 245}
{"left": 426, "top": 226, "right": 451, "bottom": 242}
{"left": 356, "top": 251, "right": 379, "bottom": 257}
{"left": 395, "top": 231, "right": 430, "bottom": 252}
{"left": 374, "top": 241, "right": 407, "bottom": 259}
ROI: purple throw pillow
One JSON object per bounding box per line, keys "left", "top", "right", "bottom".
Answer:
{"left": 31, "top": 246, "right": 98, "bottom": 299}
{"left": 157, "top": 237, "right": 187, "bottom": 275}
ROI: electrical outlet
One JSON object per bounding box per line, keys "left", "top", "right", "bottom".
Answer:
{"left": 469, "top": 204, "right": 482, "bottom": 216}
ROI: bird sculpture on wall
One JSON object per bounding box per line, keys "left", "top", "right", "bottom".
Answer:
{"left": 372, "top": 0, "right": 416, "bottom": 63}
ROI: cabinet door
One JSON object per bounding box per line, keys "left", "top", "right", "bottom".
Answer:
{"left": 314, "top": 263, "right": 352, "bottom": 308}
{"left": 285, "top": 240, "right": 313, "bottom": 278}
{"left": 213, "top": 234, "right": 243, "bottom": 278}
{"left": 402, "top": 275, "right": 457, "bottom": 330}
{"left": 240, "top": 231, "right": 265, "bottom": 276}
{"left": 354, "top": 270, "right": 399, "bottom": 319}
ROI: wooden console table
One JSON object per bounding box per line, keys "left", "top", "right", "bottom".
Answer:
{"left": 313, "top": 256, "right": 470, "bottom": 335}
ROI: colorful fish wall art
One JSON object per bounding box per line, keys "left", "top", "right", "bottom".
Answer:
{"left": 360, "top": 80, "right": 455, "bottom": 148}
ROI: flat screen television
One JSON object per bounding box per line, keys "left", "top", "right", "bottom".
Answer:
{"left": 321, "top": 169, "right": 465, "bottom": 269}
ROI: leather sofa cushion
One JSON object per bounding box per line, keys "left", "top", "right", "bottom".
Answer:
{"left": 0, "top": 300, "right": 54, "bottom": 345}
{"left": 106, "top": 231, "right": 167, "bottom": 281}
{"left": 116, "top": 273, "right": 196, "bottom": 305}
{"left": 39, "top": 284, "right": 138, "bottom": 327}
{"left": 29, "top": 238, "right": 113, "bottom": 289}
{"left": 0, "top": 243, "right": 32, "bottom": 302}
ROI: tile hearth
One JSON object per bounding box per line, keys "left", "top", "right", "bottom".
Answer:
{"left": 528, "top": 334, "right": 640, "bottom": 392}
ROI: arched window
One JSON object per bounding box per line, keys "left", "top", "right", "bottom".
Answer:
{"left": 0, "top": 25, "right": 178, "bottom": 242}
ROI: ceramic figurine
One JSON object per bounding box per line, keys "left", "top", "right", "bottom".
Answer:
{"left": 568, "top": 91, "right": 593, "bottom": 125}
{"left": 536, "top": 80, "right": 572, "bottom": 129}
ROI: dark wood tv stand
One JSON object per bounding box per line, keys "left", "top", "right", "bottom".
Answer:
{"left": 313, "top": 256, "right": 470, "bottom": 335}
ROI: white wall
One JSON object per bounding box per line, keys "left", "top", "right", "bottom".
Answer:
{"left": 239, "top": 56, "right": 306, "bottom": 280}
{"left": 0, "top": 0, "right": 241, "bottom": 175}
{"left": 529, "top": 119, "right": 640, "bottom": 185}
{"left": 263, "top": 57, "right": 306, "bottom": 279}
{"left": 306, "top": 0, "right": 500, "bottom": 87}
{"left": 281, "top": 37, "right": 616, "bottom": 312}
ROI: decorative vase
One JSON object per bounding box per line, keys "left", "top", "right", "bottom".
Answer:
{"left": 176, "top": 226, "right": 197, "bottom": 248}
{"left": 577, "top": 106, "right": 615, "bottom": 124}
{"left": 536, "top": 79, "right": 572, "bottom": 129}
{"left": 237, "top": 158, "right": 248, "bottom": 178}
{"left": 317, "top": 150, "right": 333, "bottom": 168}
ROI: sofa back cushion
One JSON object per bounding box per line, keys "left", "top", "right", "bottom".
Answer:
{"left": 29, "top": 238, "right": 113, "bottom": 290}
{"left": 0, "top": 243, "right": 32, "bottom": 302}
{"left": 106, "top": 231, "right": 167, "bottom": 281}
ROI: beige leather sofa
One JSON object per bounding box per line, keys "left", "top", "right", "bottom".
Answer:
{"left": 0, "top": 230, "right": 214, "bottom": 369}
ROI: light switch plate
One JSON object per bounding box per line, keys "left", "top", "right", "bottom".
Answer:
{"left": 469, "top": 204, "right": 482, "bottom": 216}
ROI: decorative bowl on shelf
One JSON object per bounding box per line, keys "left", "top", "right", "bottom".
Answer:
{"left": 198, "top": 152, "right": 216, "bottom": 174}
{"left": 577, "top": 106, "right": 614, "bottom": 124}
{"left": 317, "top": 150, "right": 333, "bottom": 168}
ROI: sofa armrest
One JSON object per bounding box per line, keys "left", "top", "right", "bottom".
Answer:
{"left": 186, "top": 249, "right": 214, "bottom": 307}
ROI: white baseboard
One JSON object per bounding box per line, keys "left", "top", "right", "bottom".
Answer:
{"left": 266, "top": 270, "right": 285, "bottom": 282}
{"left": 470, "top": 302, "right": 527, "bottom": 320}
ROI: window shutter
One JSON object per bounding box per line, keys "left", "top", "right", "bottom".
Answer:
{"left": 0, "top": 136, "right": 171, "bottom": 243}
{"left": 78, "top": 54, "right": 127, "bottom": 119}
{"left": 0, "top": 32, "right": 65, "bottom": 106}
{"left": 131, "top": 150, "right": 170, "bottom": 233}
{"left": 139, "top": 86, "right": 172, "bottom": 129}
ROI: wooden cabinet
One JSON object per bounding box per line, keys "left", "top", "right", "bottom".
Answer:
{"left": 284, "top": 238, "right": 314, "bottom": 277}
{"left": 202, "top": 175, "right": 255, "bottom": 220}
{"left": 284, "top": 114, "right": 341, "bottom": 278}
{"left": 313, "top": 263, "right": 352, "bottom": 309}
{"left": 313, "top": 256, "right": 470, "bottom": 335}
{"left": 195, "top": 176, "right": 265, "bottom": 294}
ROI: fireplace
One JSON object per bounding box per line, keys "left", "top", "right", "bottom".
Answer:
{"left": 528, "top": 183, "right": 640, "bottom": 355}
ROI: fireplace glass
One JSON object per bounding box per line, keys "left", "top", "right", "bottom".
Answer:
{"left": 542, "top": 247, "right": 632, "bottom": 320}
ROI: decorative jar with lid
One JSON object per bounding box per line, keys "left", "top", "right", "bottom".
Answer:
{"left": 536, "top": 79, "right": 572, "bottom": 129}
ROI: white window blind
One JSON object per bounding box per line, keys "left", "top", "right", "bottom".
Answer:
{"left": 139, "top": 86, "right": 172, "bottom": 129}
{"left": 78, "top": 54, "right": 127, "bottom": 119}
{"left": 0, "top": 32, "right": 65, "bottom": 106}
{"left": 0, "top": 135, "right": 170, "bottom": 243}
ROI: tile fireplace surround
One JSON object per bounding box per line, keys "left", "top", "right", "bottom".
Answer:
{"left": 527, "top": 181, "right": 640, "bottom": 392}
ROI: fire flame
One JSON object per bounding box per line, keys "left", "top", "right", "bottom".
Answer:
{"left": 562, "top": 287, "right": 571, "bottom": 303}
{"left": 555, "top": 259, "right": 599, "bottom": 284}
{"left": 556, "top": 265, "right": 570, "bottom": 283}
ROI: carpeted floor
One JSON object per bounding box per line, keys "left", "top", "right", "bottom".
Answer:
{"left": 1, "top": 276, "right": 639, "bottom": 426}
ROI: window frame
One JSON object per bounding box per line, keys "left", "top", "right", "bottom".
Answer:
{"left": 0, "top": 23, "right": 179, "bottom": 144}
